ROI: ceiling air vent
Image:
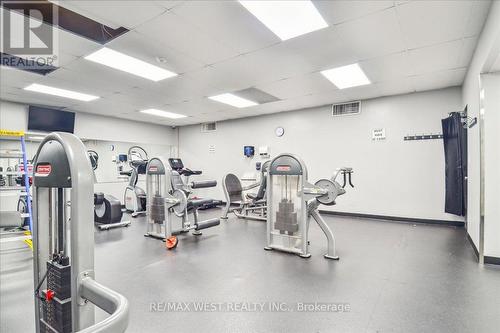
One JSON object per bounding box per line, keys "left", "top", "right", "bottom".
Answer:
{"left": 332, "top": 101, "right": 361, "bottom": 116}
{"left": 201, "top": 122, "right": 217, "bottom": 132}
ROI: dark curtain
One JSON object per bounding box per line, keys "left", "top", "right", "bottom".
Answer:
{"left": 441, "top": 112, "right": 467, "bottom": 216}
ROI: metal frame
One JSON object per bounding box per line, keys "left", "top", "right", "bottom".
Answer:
{"left": 32, "top": 132, "right": 129, "bottom": 333}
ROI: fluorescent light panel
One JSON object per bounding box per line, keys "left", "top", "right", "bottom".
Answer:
{"left": 85, "top": 48, "right": 177, "bottom": 82}
{"left": 208, "top": 93, "right": 258, "bottom": 108}
{"left": 239, "top": 0, "right": 328, "bottom": 40}
{"left": 24, "top": 84, "right": 99, "bottom": 101}
{"left": 321, "top": 63, "right": 371, "bottom": 89}
{"left": 140, "top": 109, "right": 187, "bottom": 119}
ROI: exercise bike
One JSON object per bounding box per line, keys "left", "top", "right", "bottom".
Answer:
{"left": 88, "top": 150, "right": 130, "bottom": 230}
{"left": 121, "top": 146, "right": 148, "bottom": 217}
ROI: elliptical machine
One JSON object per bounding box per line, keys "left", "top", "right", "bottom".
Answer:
{"left": 122, "top": 146, "right": 148, "bottom": 217}
{"left": 264, "top": 153, "right": 354, "bottom": 260}
{"left": 32, "top": 132, "right": 129, "bottom": 332}
{"left": 88, "top": 150, "right": 130, "bottom": 230}
{"left": 144, "top": 156, "right": 220, "bottom": 249}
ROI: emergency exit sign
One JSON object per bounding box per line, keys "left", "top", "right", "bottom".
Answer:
{"left": 372, "top": 128, "right": 386, "bottom": 141}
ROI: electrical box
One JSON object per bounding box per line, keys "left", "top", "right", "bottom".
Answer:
{"left": 259, "top": 146, "right": 269, "bottom": 158}
{"left": 244, "top": 146, "right": 255, "bottom": 157}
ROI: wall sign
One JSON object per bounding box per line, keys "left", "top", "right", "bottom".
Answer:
{"left": 372, "top": 128, "right": 386, "bottom": 141}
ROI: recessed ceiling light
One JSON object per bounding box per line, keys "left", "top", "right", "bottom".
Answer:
{"left": 320, "top": 63, "right": 371, "bottom": 89}
{"left": 140, "top": 109, "right": 187, "bottom": 119}
{"left": 24, "top": 84, "right": 99, "bottom": 101}
{"left": 239, "top": 0, "right": 328, "bottom": 41}
{"left": 208, "top": 93, "right": 258, "bottom": 108}
{"left": 85, "top": 48, "right": 177, "bottom": 82}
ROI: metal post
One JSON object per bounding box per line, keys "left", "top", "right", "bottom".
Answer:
{"left": 20, "top": 135, "right": 33, "bottom": 232}
{"left": 479, "top": 80, "right": 485, "bottom": 265}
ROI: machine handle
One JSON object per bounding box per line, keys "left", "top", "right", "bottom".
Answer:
{"left": 190, "top": 180, "right": 217, "bottom": 189}
{"left": 332, "top": 168, "right": 354, "bottom": 188}
{"left": 78, "top": 277, "right": 129, "bottom": 333}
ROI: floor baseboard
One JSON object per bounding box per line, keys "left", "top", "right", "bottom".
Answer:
{"left": 320, "top": 210, "right": 465, "bottom": 227}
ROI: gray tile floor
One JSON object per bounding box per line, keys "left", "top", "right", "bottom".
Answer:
{"left": 1, "top": 209, "right": 500, "bottom": 333}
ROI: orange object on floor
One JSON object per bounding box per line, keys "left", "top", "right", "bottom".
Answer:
{"left": 166, "top": 236, "right": 178, "bottom": 250}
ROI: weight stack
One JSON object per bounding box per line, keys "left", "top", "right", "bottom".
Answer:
{"left": 274, "top": 199, "right": 298, "bottom": 235}
{"left": 41, "top": 260, "right": 72, "bottom": 333}
{"left": 150, "top": 195, "right": 165, "bottom": 224}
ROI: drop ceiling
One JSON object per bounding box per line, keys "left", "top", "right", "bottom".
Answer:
{"left": 0, "top": 0, "right": 492, "bottom": 126}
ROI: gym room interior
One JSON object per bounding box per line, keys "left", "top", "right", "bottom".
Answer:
{"left": 0, "top": 1, "right": 499, "bottom": 332}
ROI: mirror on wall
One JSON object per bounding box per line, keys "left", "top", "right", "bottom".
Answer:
{"left": 0, "top": 136, "right": 174, "bottom": 185}
{"left": 83, "top": 140, "right": 173, "bottom": 184}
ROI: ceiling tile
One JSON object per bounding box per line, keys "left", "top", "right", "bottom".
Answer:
{"left": 56, "top": 29, "right": 101, "bottom": 58}
{"left": 397, "top": 0, "right": 473, "bottom": 49}
{"left": 108, "top": 88, "right": 179, "bottom": 109}
{"left": 256, "top": 72, "right": 337, "bottom": 100}
{"left": 56, "top": 57, "right": 176, "bottom": 93}
{"left": 407, "top": 40, "right": 463, "bottom": 76}
{"left": 165, "top": 98, "right": 228, "bottom": 116}
{"left": 375, "top": 77, "right": 415, "bottom": 97}
{"left": 335, "top": 8, "right": 406, "bottom": 60}
{"left": 104, "top": 31, "right": 204, "bottom": 74}
{"left": 274, "top": 27, "right": 359, "bottom": 71}
{"left": 411, "top": 68, "right": 466, "bottom": 92}
{"left": 46, "top": 67, "right": 133, "bottom": 95}
{"left": 360, "top": 51, "right": 413, "bottom": 83}
{"left": 69, "top": 97, "right": 138, "bottom": 116}
{"left": 171, "top": 1, "right": 279, "bottom": 54}
{"left": 337, "top": 83, "right": 382, "bottom": 102}
{"left": 314, "top": 0, "right": 394, "bottom": 25}
{"left": 134, "top": 11, "right": 239, "bottom": 65}
{"left": 0, "top": 66, "right": 45, "bottom": 88}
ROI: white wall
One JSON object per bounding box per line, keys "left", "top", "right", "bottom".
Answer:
{"left": 179, "top": 87, "right": 463, "bottom": 222}
{"left": 462, "top": 1, "right": 500, "bottom": 252}
{"left": 482, "top": 72, "right": 500, "bottom": 258}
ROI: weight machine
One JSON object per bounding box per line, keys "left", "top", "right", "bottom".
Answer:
{"left": 221, "top": 160, "right": 270, "bottom": 221}
{"left": 32, "top": 132, "right": 129, "bottom": 332}
{"left": 144, "top": 157, "right": 220, "bottom": 249}
{"left": 264, "top": 153, "right": 354, "bottom": 260}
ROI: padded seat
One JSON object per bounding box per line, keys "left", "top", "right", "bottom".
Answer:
{"left": 247, "top": 192, "right": 258, "bottom": 199}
